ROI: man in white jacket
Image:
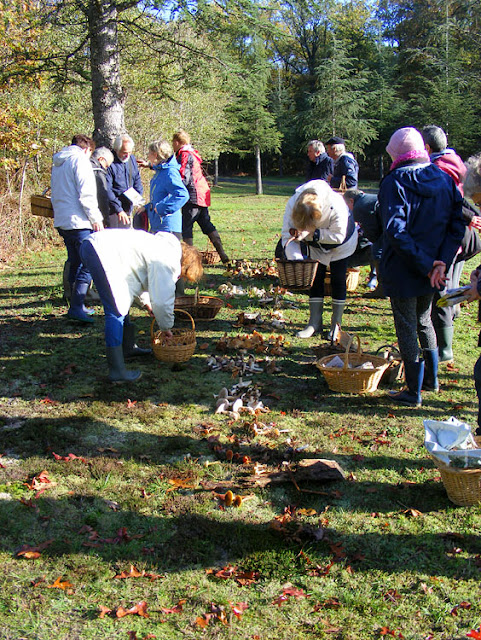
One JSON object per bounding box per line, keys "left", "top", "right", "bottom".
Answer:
{"left": 51, "top": 134, "right": 104, "bottom": 322}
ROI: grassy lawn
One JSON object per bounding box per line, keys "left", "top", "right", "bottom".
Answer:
{"left": 1, "top": 178, "right": 481, "bottom": 639}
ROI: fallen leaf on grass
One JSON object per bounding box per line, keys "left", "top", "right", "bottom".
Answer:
{"left": 114, "top": 565, "right": 163, "bottom": 581}
{"left": 39, "top": 396, "right": 58, "bottom": 405}
{"left": 206, "top": 565, "right": 259, "bottom": 586}
{"left": 450, "top": 601, "right": 471, "bottom": 615}
{"left": 127, "top": 633, "right": 157, "bottom": 640}
{"left": 48, "top": 576, "right": 74, "bottom": 590}
{"left": 99, "top": 601, "right": 149, "bottom": 619}
{"left": 16, "top": 539, "right": 54, "bottom": 559}
{"left": 314, "top": 598, "right": 341, "bottom": 609}
{"left": 194, "top": 602, "right": 230, "bottom": 628}
{"left": 52, "top": 452, "right": 88, "bottom": 464}
{"left": 114, "top": 565, "right": 143, "bottom": 579}
{"left": 126, "top": 399, "right": 137, "bottom": 408}
{"left": 383, "top": 589, "right": 402, "bottom": 602}
{"left": 272, "top": 586, "right": 309, "bottom": 606}
{"left": 401, "top": 508, "right": 422, "bottom": 518}
{"left": 467, "top": 629, "right": 481, "bottom": 639}
{"left": 24, "top": 470, "right": 56, "bottom": 495}
{"left": 161, "top": 599, "right": 186, "bottom": 614}
{"left": 30, "top": 576, "right": 46, "bottom": 587}
{"left": 379, "top": 628, "right": 404, "bottom": 637}
{"left": 230, "top": 601, "right": 248, "bottom": 619}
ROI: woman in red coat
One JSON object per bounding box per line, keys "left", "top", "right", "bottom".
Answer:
{"left": 172, "top": 129, "right": 229, "bottom": 263}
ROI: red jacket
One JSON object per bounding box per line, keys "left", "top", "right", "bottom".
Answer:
{"left": 176, "top": 144, "right": 211, "bottom": 207}
{"left": 431, "top": 149, "right": 466, "bottom": 196}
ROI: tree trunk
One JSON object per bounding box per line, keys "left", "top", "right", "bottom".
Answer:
{"left": 255, "top": 145, "right": 263, "bottom": 195}
{"left": 88, "top": 0, "right": 125, "bottom": 147}
{"left": 214, "top": 157, "right": 219, "bottom": 186}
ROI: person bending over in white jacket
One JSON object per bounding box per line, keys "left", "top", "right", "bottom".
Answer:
{"left": 281, "top": 180, "right": 357, "bottom": 339}
{"left": 80, "top": 229, "right": 203, "bottom": 382}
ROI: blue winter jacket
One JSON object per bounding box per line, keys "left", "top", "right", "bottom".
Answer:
{"left": 107, "top": 154, "right": 143, "bottom": 215}
{"left": 331, "top": 154, "right": 359, "bottom": 189}
{"left": 378, "top": 161, "right": 465, "bottom": 298}
{"left": 146, "top": 155, "right": 189, "bottom": 234}
{"left": 306, "top": 153, "right": 334, "bottom": 182}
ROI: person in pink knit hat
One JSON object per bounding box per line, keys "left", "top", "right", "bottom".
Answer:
{"left": 378, "top": 127, "right": 465, "bottom": 407}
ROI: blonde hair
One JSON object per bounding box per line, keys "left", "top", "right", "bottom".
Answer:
{"left": 180, "top": 243, "right": 203, "bottom": 283}
{"left": 148, "top": 138, "right": 173, "bottom": 163}
{"left": 292, "top": 189, "right": 324, "bottom": 230}
{"left": 172, "top": 129, "right": 191, "bottom": 147}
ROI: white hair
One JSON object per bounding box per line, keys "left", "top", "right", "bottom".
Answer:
{"left": 113, "top": 134, "right": 135, "bottom": 153}
{"left": 92, "top": 146, "right": 114, "bottom": 166}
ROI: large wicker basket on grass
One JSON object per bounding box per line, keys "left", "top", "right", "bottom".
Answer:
{"left": 430, "top": 437, "right": 481, "bottom": 506}
{"left": 276, "top": 259, "right": 319, "bottom": 291}
{"left": 151, "top": 309, "right": 196, "bottom": 363}
{"left": 174, "top": 294, "right": 223, "bottom": 321}
{"left": 316, "top": 334, "right": 390, "bottom": 394}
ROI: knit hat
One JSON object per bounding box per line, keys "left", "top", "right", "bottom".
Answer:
{"left": 326, "top": 136, "right": 345, "bottom": 146}
{"left": 386, "top": 127, "right": 429, "bottom": 169}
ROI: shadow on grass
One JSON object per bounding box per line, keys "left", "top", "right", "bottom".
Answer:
{"left": 0, "top": 489, "right": 479, "bottom": 580}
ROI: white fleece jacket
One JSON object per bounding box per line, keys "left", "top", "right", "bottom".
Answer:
{"left": 51, "top": 145, "right": 103, "bottom": 230}
{"left": 281, "top": 179, "right": 357, "bottom": 265}
{"left": 86, "top": 229, "right": 181, "bottom": 330}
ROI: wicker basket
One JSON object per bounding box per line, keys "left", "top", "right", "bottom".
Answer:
{"left": 31, "top": 194, "right": 54, "bottom": 218}
{"left": 316, "top": 335, "right": 390, "bottom": 394}
{"left": 200, "top": 241, "right": 221, "bottom": 265}
{"left": 324, "top": 268, "right": 360, "bottom": 296}
{"left": 430, "top": 438, "right": 481, "bottom": 506}
{"left": 276, "top": 259, "right": 319, "bottom": 291}
{"left": 151, "top": 309, "right": 196, "bottom": 363}
{"left": 174, "top": 294, "right": 223, "bottom": 321}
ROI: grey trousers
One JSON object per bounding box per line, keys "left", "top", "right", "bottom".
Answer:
{"left": 390, "top": 294, "right": 437, "bottom": 362}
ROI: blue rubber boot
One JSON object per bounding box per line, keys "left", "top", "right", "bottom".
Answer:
{"left": 422, "top": 349, "right": 439, "bottom": 392}
{"left": 67, "top": 281, "right": 95, "bottom": 323}
{"left": 388, "top": 360, "right": 424, "bottom": 407}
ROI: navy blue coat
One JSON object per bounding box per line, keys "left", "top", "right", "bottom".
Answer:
{"left": 352, "top": 192, "right": 381, "bottom": 244}
{"left": 331, "top": 154, "right": 359, "bottom": 189}
{"left": 378, "top": 162, "right": 465, "bottom": 298}
{"left": 306, "top": 153, "right": 334, "bottom": 182}
{"left": 107, "top": 154, "right": 143, "bottom": 215}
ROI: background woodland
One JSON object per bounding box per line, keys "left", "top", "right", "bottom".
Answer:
{"left": 2, "top": 0, "right": 481, "bottom": 254}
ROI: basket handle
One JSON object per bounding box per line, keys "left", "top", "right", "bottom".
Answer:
{"left": 343, "top": 334, "right": 361, "bottom": 369}
{"left": 374, "top": 344, "right": 401, "bottom": 358}
{"left": 150, "top": 308, "right": 195, "bottom": 340}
